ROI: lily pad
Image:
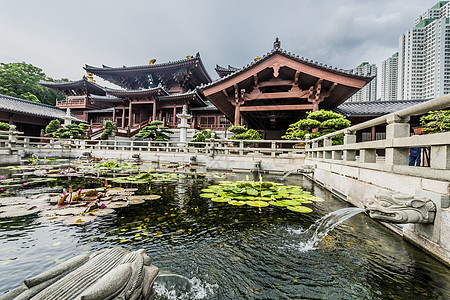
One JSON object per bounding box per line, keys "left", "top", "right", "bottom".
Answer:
{"left": 246, "top": 201, "right": 270, "bottom": 207}
{"left": 63, "top": 215, "right": 97, "bottom": 225}
{"left": 287, "top": 206, "right": 313, "bottom": 213}
{"left": 128, "top": 199, "right": 145, "bottom": 205}
{"left": 228, "top": 200, "right": 246, "bottom": 206}
{"left": 201, "top": 189, "right": 216, "bottom": 193}
{"left": 0, "top": 208, "right": 39, "bottom": 218}
{"left": 269, "top": 201, "right": 288, "bottom": 207}
{"left": 54, "top": 207, "right": 86, "bottom": 216}
{"left": 211, "top": 197, "right": 231, "bottom": 202}
{"left": 199, "top": 193, "right": 216, "bottom": 198}
{"left": 89, "top": 208, "right": 115, "bottom": 216}
{"left": 106, "top": 201, "right": 129, "bottom": 209}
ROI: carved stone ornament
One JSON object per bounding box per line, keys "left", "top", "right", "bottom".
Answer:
{"left": 364, "top": 191, "right": 436, "bottom": 224}
{"left": 1, "top": 247, "right": 159, "bottom": 300}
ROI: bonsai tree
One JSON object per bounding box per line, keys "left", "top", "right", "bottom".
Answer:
{"left": 228, "top": 125, "right": 262, "bottom": 141}
{"left": 50, "top": 123, "right": 89, "bottom": 139}
{"left": 0, "top": 122, "right": 10, "bottom": 131}
{"left": 100, "top": 120, "right": 115, "bottom": 140}
{"left": 45, "top": 119, "right": 60, "bottom": 134}
{"left": 282, "top": 109, "right": 350, "bottom": 145}
{"left": 135, "top": 120, "right": 174, "bottom": 141}
{"left": 189, "top": 129, "right": 217, "bottom": 147}
{"left": 420, "top": 110, "right": 450, "bottom": 134}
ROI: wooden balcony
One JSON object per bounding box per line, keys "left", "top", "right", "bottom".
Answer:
{"left": 56, "top": 96, "right": 88, "bottom": 108}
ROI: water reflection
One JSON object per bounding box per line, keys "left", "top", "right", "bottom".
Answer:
{"left": 0, "top": 173, "right": 449, "bottom": 299}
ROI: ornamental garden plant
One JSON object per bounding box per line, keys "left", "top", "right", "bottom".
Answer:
{"left": 282, "top": 109, "right": 350, "bottom": 145}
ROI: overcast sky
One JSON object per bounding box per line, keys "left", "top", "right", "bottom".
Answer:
{"left": 0, "top": 0, "right": 441, "bottom": 94}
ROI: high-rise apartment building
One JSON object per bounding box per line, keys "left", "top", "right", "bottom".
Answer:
{"left": 347, "top": 62, "right": 377, "bottom": 102}
{"left": 381, "top": 53, "right": 398, "bottom": 100}
{"left": 397, "top": 1, "right": 450, "bottom": 99}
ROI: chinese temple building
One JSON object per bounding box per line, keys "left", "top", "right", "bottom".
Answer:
{"left": 42, "top": 39, "right": 376, "bottom": 139}
{"left": 200, "top": 38, "right": 374, "bottom": 139}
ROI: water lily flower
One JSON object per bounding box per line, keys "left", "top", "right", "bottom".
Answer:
{"left": 0, "top": 175, "right": 5, "bottom": 178}
{"left": 100, "top": 203, "right": 106, "bottom": 209}
{"left": 23, "top": 182, "right": 28, "bottom": 186}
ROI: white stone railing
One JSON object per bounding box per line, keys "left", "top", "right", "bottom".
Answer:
{"left": 0, "top": 133, "right": 305, "bottom": 159}
{"left": 305, "top": 94, "right": 450, "bottom": 181}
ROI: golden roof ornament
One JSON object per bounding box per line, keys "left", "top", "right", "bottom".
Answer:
{"left": 254, "top": 56, "right": 261, "bottom": 61}
{"left": 86, "top": 73, "right": 95, "bottom": 83}
{"left": 148, "top": 59, "right": 157, "bottom": 65}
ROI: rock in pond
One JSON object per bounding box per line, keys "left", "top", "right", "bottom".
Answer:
{"left": 0, "top": 247, "right": 159, "bottom": 300}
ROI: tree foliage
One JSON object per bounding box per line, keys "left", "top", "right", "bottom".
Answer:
{"left": 0, "top": 62, "right": 65, "bottom": 105}
{"left": 191, "top": 129, "right": 217, "bottom": 143}
{"left": 420, "top": 110, "right": 450, "bottom": 134}
{"left": 282, "top": 109, "right": 351, "bottom": 145}
{"left": 45, "top": 119, "right": 60, "bottom": 134}
{"left": 0, "top": 122, "right": 10, "bottom": 131}
{"left": 49, "top": 122, "right": 89, "bottom": 139}
{"left": 135, "top": 120, "right": 174, "bottom": 141}
{"left": 100, "top": 120, "right": 115, "bottom": 140}
{"left": 228, "top": 125, "right": 262, "bottom": 141}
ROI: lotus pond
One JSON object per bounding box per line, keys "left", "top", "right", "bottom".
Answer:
{"left": 1, "top": 166, "right": 450, "bottom": 299}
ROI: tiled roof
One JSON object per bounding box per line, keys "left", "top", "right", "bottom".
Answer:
{"left": 159, "top": 88, "right": 208, "bottom": 106}
{"left": 84, "top": 52, "right": 212, "bottom": 83}
{"left": 333, "top": 99, "right": 431, "bottom": 117}
{"left": 39, "top": 77, "right": 107, "bottom": 96}
{"left": 90, "top": 94, "right": 122, "bottom": 101}
{"left": 200, "top": 47, "right": 374, "bottom": 90}
{"left": 104, "top": 85, "right": 169, "bottom": 96}
{"left": 0, "top": 94, "right": 84, "bottom": 121}
{"left": 189, "top": 102, "right": 219, "bottom": 111}
{"left": 85, "top": 107, "right": 114, "bottom": 114}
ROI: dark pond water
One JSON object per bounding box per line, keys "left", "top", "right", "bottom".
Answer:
{"left": 0, "top": 173, "right": 449, "bottom": 299}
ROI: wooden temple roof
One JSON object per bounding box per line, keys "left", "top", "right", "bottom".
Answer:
{"left": 104, "top": 85, "right": 170, "bottom": 97}
{"left": 215, "top": 65, "right": 239, "bottom": 78}
{"left": 200, "top": 42, "right": 375, "bottom": 124}
{"left": 39, "top": 77, "right": 107, "bottom": 96}
{"left": 84, "top": 53, "right": 212, "bottom": 91}
{"left": 0, "top": 93, "right": 84, "bottom": 122}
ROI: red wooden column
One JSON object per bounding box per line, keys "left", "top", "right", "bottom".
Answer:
{"left": 152, "top": 101, "right": 157, "bottom": 121}
{"left": 112, "top": 106, "right": 116, "bottom": 124}
{"left": 233, "top": 86, "right": 245, "bottom": 126}
{"left": 121, "top": 107, "right": 126, "bottom": 128}
{"left": 234, "top": 103, "right": 241, "bottom": 126}
{"left": 173, "top": 106, "right": 177, "bottom": 125}
{"left": 128, "top": 101, "right": 133, "bottom": 127}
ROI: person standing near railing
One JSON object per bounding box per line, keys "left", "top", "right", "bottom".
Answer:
{"left": 408, "top": 132, "right": 421, "bottom": 166}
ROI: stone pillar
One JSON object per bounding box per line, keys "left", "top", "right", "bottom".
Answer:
{"left": 324, "top": 137, "right": 332, "bottom": 159}
{"left": 177, "top": 104, "right": 192, "bottom": 143}
{"left": 343, "top": 130, "right": 356, "bottom": 161}
{"left": 385, "top": 114, "right": 410, "bottom": 165}
{"left": 360, "top": 149, "right": 376, "bottom": 163}
{"left": 305, "top": 134, "right": 311, "bottom": 158}
{"left": 430, "top": 145, "right": 450, "bottom": 169}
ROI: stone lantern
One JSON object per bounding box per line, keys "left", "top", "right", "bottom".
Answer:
{"left": 177, "top": 104, "right": 192, "bottom": 143}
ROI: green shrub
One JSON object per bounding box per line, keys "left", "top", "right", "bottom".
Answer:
{"left": 0, "top": 122, "right": 10, "bottom": 131}
{"left": 282, "top": 109, "right": 350, "bottom": 145}
{"left": 135, "top": 120, "right": 174, "bottom": 141}
{"left": 420, "top": 110, "right": 450, "bottom": 134}
{"left": 45, "top": 119, "right": 60, "bottom": 134}
{"left": 100, "top": 120, "right": 115, "bottom": 140}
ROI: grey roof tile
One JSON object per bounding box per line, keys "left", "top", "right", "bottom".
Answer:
{"left": 333, "top": 99, "right": 431, "bottom": 116}
{"left": 0, "top": 94, "right": 84, "bottom": 121}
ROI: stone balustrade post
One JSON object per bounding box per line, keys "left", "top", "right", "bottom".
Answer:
{"left": 271, "top": 141, "right": 276, "bottom": 157}
{"left": 343, "top": 129, "right": 356, "bottom": 161}
{"left": 324, "top": 137, "right": 332, "bottom": 159}
{"left": 385, "top": 114, "right": 410, "bottom": 165}
{"left": 312, "top": 141, "right": 319, "bottom": 158}
{"left": 360, "top": 149, "right": 376, "bottom": 163}
{"left": 305, "top": 134, "right": 311, "bottom": 158}
{"left": 430, "top": 145, "right": 450, "bottom": 169}
{"left": 8, "top": 125, "right": 17, "bottom": 154}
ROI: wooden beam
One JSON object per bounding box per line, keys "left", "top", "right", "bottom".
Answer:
{"left": 245, "top": 90, "right": 310, "bottom": 101}
{"left": 239, "top": 104, "right": 313, "bottom": 111}
{"left": 258, "top": 80, "right": 293, "bottom": 87}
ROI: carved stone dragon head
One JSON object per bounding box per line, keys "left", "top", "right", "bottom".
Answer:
{"left": 364, "top": 191, "right": 436, "bottom": 224}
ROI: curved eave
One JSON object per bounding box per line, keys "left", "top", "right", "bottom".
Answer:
{"left": 84, "top": 56, "right": 211, "bottom": 84}
{"left": 202, "top": 49, "right": 373, "bottom": 91}
{"left": 39, "top": 78, "right": 107, "bottom": 96}
{"left": 105, "top": 86, "right": 169, "bottom": 97}
{"left": 159, "top": 90, "right": 208, "bottom": 107}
